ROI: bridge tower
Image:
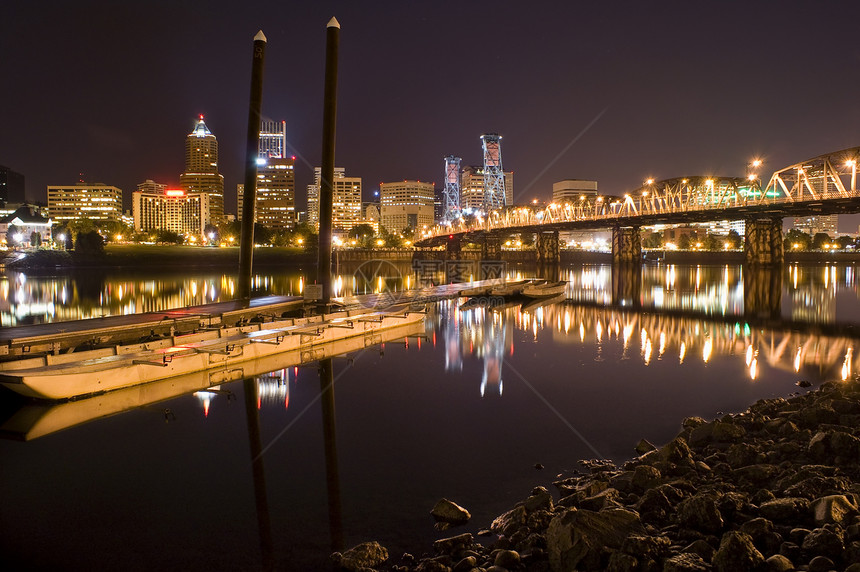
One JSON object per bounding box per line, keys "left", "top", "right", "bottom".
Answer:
{"left": 443, "top": 155, "right": 461, "bottom": 222}
{"left": 480, "top": 133, "right": 506, "bottom": 211}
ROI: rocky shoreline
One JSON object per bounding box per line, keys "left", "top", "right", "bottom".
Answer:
{"left": 334, "top": 380, "right": 860, "bottom": 571}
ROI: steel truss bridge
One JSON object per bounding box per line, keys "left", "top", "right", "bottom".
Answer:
{"left": 415, "top": 147, "right": 860, "bottom": 257}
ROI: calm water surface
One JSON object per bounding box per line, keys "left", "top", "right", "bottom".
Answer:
{"left": 1, "top": 262, "right": 859, "bottom": 570}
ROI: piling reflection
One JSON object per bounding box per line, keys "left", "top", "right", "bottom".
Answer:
{"left": 318, "top": 358, "right": 344, "bottom": 551}
{"left": 242, "top": 377, "right": 274, "bottom": 571}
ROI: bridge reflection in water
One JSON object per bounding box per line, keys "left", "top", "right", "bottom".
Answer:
{"left": 433, "top": 265, "right": 859, "bottom": 395}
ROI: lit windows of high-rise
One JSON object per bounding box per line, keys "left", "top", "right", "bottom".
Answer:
{"left": 47, "top": 183, "right": 123, "bottom": 223}
{"left": 132, "top": 181, "right": 209, "bottom": 236}
{"left": 380, "top": 180, "right": 434, "bottom": 234}
{"left": 237, "top": 156, "right": 296, "bottom": 230}
{"left": 179, "top": 115, "right": 224, "bottom": 225}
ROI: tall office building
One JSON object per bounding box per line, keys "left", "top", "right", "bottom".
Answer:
{"left": 307, "top": 167, "right": 362, "bottom": 234}
{"left": 380, "top": 180, "right": 435, "bottom": 234}
{"left": 0, "top": 165, "right": 26, "bottom": 206}
{"left": 552, "top": 180, "right": 598, "bottom": 203}
{"left": 179, "top": 115, "right": 224, "bottom": 225}
{"left": 47, "top": 183, "right": 123, "bottom": 223}
{"left": 236, "top": 119, "right": 295, "bottom": 229}
{"left": 237, "top": 157, "right": 296, "bottom": 230}
{"left": 259, "top": 119, "right": 287, "bottom": 159}
{"left": 132, "top": 182, "right": 210, "bottom": 236}
{"left": 460, "top": 165, "right": 514, "bottom": 211}
{"left": 794, "top": 214, "right": 837, "bottom": 236}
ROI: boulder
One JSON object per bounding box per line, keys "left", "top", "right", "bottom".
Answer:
{"left": 712, "top": 531, "right": 764, "bottom": 572}
{"left": 433, "top": 533, "right": 473, "bottom": 555}
{"left": 808, "top": 555, "right": 835, "bottom": 572}
{"left": 546, "top": 507, "right": 645, "bottom": 571}
{"left": 431, "top": 499, "right": 471, "bottom": 527}
{"left": 491, "top": 505, "right": 527, "bottom": 537}
{"left": 801, "top": 526, "right": 845, "bottom": 559}
{"left": 635, "top": 438, "right": 657, "bottom": 455}
{"left": 759, "top": 498, "right": 810, "bottom": 522}
{"left": 663, "top": 553, "right": 711, "bottom": 572}
{"left": 493, "top": 549, "right": 520, "bottom": 569}
{"left": 332, "top": 541, "right": 389, "bottom": 571}
{"left": 763, "top": 554, "right": 794, "bottom": 571}
{"left": 810, "top": 494, "right": 858, "bottom": 526}
{"left": 677, "top": 493, "right": 724, "bottom": 533}
{"left": 524, "top": 486, "right": 554, "bottom": 512}
{"left": 711, "top": 420, "right": 747, "bottom": 443}
{"left": 631, "top": 465, "right": 662, "bottom": 491}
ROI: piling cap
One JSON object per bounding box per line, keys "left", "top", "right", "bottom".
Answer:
{"left": 327, "top": 17, "right": 340, "bottom": 29}
{"left": 254, "top": 30, "right": 267, "bottom": 42}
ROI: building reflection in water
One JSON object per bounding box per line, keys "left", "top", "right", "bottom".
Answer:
{"left": 429, "top": 277, "right": 859, "bottom": 394}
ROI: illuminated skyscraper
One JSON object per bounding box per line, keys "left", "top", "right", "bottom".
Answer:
{"left": 380, "top": 180, "right": 434, "bottom": 234}
{"left": 237, "top": 156, "right": 296, "bottom": 230}
{"left": 259, "top": 119, "right": 287, "bottom": 158}
{"left": 132, "top": 183, "right": 209, "bottom": 236}
{"left": 179, "top": 115, "right": 224, "bottom": 225}
{"left": 47, "top": 183, "right": 123, "bottom": 223}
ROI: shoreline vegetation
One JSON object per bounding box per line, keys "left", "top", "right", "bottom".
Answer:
{"left": 343, "top": 380, "right": 860, "bottom": 572}
{"left": 4, "top": 245, "right": 860, "bottom": 273}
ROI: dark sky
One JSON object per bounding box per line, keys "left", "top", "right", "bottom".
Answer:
{"left": 4, "top": 1, "right": 860, "bottom": 227}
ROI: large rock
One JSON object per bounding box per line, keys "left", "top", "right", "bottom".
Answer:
{"left": 491, "top": 505, "right": 527, "bottom": 537}
{"left": 433, "top": 533, "right": 473, "bottom": 555}
{"left": 631, "top": 465, "right": 661, "bottom": 491}
{"left": 764, "top": 554, "right": 794, "bottom": 571}
{"left": 759, "top": 497, "right": 810, "bottom": 522}
{"left": 712, "top": 531, "right": 765, "bottom": 572}
{"left": 663, "top": 553, "right": 711, "bottom": 572}
{"left": 801, "top": 526, "right": 845, "bottom": 559}
{"left": 332, "top": 541, "right": 389, "bottom": 571}
{"left": 810, "top": 494, "right": 858, "bottom": 526}
{"left": 676, "top": 493, "right": 724, "bottom": 533}
{"left": 546, "top": 507, "right": 645, "bottom": 571}
{"left": 711, "top": 420, "right": 747, "bottom": 443}
{"left": 431, "top": 499, "right": 471, "bottom": 527}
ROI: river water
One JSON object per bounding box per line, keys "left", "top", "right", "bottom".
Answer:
{"left": 0, "top": 261, "right": 858, "bottom": 570}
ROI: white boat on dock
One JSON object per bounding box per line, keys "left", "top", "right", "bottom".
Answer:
{"left": 0, "top": 317, "right": 425, "bottom": 440}
{"left": 0, "top": 304, "right": 425, "bottom": 401}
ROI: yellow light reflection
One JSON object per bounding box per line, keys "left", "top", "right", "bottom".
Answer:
{"left": 679, "top": 341, "right": 686, "bottom": 364}
{"left": 794, "top": 347, "right": 802, "bottom": 372}
{"left": 703, "top": 338, "right": 712, "bottom": 363}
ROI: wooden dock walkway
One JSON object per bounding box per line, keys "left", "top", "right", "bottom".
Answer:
{"left": 0, "top": 280, "right": 508, "bottom": 358}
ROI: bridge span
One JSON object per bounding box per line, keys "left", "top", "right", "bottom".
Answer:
{"left": 415, "top": 146, "right": 860, "bottom": 265}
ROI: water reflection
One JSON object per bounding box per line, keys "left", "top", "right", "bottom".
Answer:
{"left": 428, "top": 288, "right": 859, "bottom": 395}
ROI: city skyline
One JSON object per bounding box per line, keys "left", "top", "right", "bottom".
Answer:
{"left": 4, "top": 1, "right": 860, "bottom": 228}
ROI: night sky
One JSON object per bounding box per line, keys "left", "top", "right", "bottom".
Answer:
{"left": 4, "top": 1, "right": 860, "bottom": 228}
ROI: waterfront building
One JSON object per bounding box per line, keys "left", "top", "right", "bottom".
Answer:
{"left": 460, "top": 165, "right": 514, "bottom": 211}
{"left": 0, "top": 165, "right": 26, "bottom": 206}
{"left": 552, "top": 179, "right": 598, "bottom": 203}
{"left": 47, "top": 183, "right": 123, "bottom": 223}
{"left": 307, "top": 167, "right": 361, "bottom": 234}
{"left": 132, "top": 184, "right": 209, "bottom": 236}
{"left": 0, "top": 205, "right": 51, "bottom": 247}
{"left": 794, "top": 214, "right": 837, "bottom": 236}
{"left": 179, "top": 115, "right": 224, "bottom": 225}
{"left": 380, "top": 180, "right": 434, "bottom": 234}
{"left": 237, "top": 156, "right": 296, "bottom": 229}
